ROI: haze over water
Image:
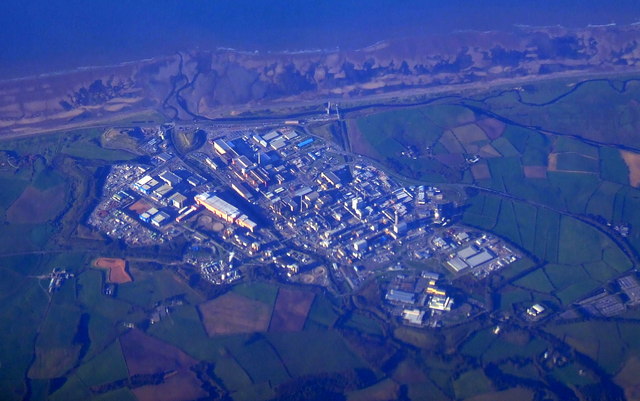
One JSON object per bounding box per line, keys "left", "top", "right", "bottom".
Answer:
{"left": 1, "top": 0, "right": 639, "bottom": 79}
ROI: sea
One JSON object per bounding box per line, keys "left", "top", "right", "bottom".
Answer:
{"left": 1, "top": 0, "right": 639, "bottom": 79}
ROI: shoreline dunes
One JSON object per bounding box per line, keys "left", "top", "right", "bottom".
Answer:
{"left": 2, "top": 25, "right": 640, "bottom": 138}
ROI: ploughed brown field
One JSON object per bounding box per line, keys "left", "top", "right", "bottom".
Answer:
{"left": 93, "top": 257, "right": 132, "bottom": 284}
{"left": 269, "top": 288, "right": 315, "bottom": 332}
{"left": 132, "top": 370, "right": 208, "bottom": 401}
{"left": 198, "top": 292, "right": 272, "bottom": 336}
{"left": 120, "top": 329, "right": 198, "bottom": 376}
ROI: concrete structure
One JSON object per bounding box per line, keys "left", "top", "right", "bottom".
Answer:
{"left": 134, "top": 175, "right": 161, "bottom": 195}
{"left": 386, "top": 289, "right": 415, "bottom": 304}
{"left": 321, "top": 171, "right": 341, "bottom": 187}
{"left": 152, "top": 183, "right": 172, "bottom": 199}
{"left": 213, "top": 139, "right": 232, "bottom": 155}
{"left": 159, "top": 171, "right": 182, "bottom": 187}
{"left": 151, "top": 211, "right": 170, "bottom": 227}
{"left": 263, "top": 130, "right": 281, "bottom": 141}
{"left": 231, "top": 182, "right": 254, "bottom": 201}
{"left": 403, "top": 309, "right": 425, "bottom": 325}
{"left": 619, "top": 275, "right": 640, "bottom": 304}
{"left": 168, "top": 193, "right": 187, "bottom": 209}
{"left": 195, "top": 192, "right": 257, "bottom": 232}
{"left": 527, "top": 304, "right": 546, "bottom": 317}
{"left": 297, "top": 138, "right": 314, "bottom": 148}
{"left": 428, "top": 295, "right": 453, "bottom": 311}
{"left": 447, "top": 256, "right": 468, "bottom": 272}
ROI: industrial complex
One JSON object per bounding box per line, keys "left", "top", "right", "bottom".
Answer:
{"left": 88, "top": 122, "right": 521, "bottom": 327}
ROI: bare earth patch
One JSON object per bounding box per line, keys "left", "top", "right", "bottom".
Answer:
{"left": 478, "top": 144, "right": 501, "bottom": 158}
{"left": 198, "top": 292, "right": 272, "bottom": 336}
{"left": 132, "top": 370, "right": 207, "bottom": 401}
{"left": 620, "top": 150, "right": 640, "bottom": 187}
{"left": 524, "top": 165, "right": 548, "bottom": 179}
{"left": 548, "top": 153, "right": 558, "bottom": 171}
{"left": 93, "top": 257, "right": 132, "bottom": 284}
{"left": 477, "top": 118, "right": 506, "bottom": 139}
{"left": 6, "top": 185, "right": 65, "bottom": 224}
{"left": 128, "top": 199, "right": 153, "bottom": 214}
{"left": 269, "top": 288, "right": 315, "bottom": 332}
{"left": 615, "top": 356, "right": 640, "bottom": 401}
{"left": 120, "top": 329, "right": 198, "bottom": 376}
{"left": 451, "top": 123, "right": 488, "bottom": 145}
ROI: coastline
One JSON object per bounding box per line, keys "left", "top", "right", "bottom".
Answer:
{"left": 2, "top": 22, "right": 638, "bottom": 84}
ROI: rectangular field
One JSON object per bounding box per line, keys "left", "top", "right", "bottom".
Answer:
{"left": 199, "top": 292, "right": 272, "bottom": 335}
{"left": 269, "top": 288, "right": 315, "bottom": 332}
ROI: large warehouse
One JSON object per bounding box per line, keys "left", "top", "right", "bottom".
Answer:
{"left": 194, "top": 192, "right": 257, "bottom": 232}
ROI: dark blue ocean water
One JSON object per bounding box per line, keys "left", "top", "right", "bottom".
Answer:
{"left": 0, "top": 0, "right": 638, "bottom": 78}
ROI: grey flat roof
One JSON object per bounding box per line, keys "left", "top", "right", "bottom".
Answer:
{"left": 466, "top": 249, "right": 495, "bottom": 268}
{"left": 447, "top": 256, "right": 468, "bottom": 272}
{"left": 457, "top": 245, "right": 479, "bottom": 260}
{"left": 386, "top": 289, "right": 415, "bottom": 304}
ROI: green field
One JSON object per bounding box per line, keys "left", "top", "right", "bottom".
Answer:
{"left": 453, "top": 369, "right": 494, "bottom": 399}
{"left": 269, "top": 330, "right": 367, "bottom": 376}
{"left": 75, "top": 339, "right": 129, "bottom": 387}
{"left": 544, "top": 319, "right": 640, "bottom": 375}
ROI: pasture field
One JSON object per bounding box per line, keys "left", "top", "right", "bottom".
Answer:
{"left": 147, "top": 305, "right": 216, "bottom": 361}
{"left": 227, "top": 335, "right": 291, "bottom": 385}
{"left": 600, "top": 147, "right": 630, "bottom": 185}
{"left": 267, "top": 331, "right": 367, "bottom": 377}
{"left": 48, "top": 374, "right": 92, "bottom": 401}
{"left": 116, "top": 268, "right": 202, "bottom": 308}
{"left": 342, "top": 311, "right": 384, "bottom": 337}
{"left": 0, "top": 175, "right": 29, "bottom": 209}
{"left": 29, "top": 302, "right": 84, "bottom": 378}
{"left": 512, "top": 269, "right": 554, "bottom": 293}
{"left": 0, "top": 264, "right": 55, "bottom": 394}
{"left": 198, "top": 292, "right": 272, "bottom": 336}
{"left": 62, "top": 136, "right": 138, "bottom": 161}
{"left": 555, "top": 152, "right": 599, "bottom": 173}
{"left": 491, "top": 137, "right": 520, "bottom": 157}
{"left": 481, "top": 333, "right": 547, "bottom": 364}
{"left": 483, "top": 79, "right": 640, "bottom": 147}
{"left": 304, "top": 295, "right": 340, "bottom": 329}
{"left": 544, "top": 320, "right": 640, "bottom": 375}
{"left": 460, "top": 328, "right": 494, "bottom": 359}
{"left": 464, "top": 188, "right": 632, "bottom": 307}
{"left": 453, "top": 369, "right": 494, "bottom": 400}
{"left": 586, "top": 181, "right": 622, "bottom": 221}
{"left": 554, "top": 136, "right": 598, "bottom": 157}
{"left": 214, "top": 356, "right": 253, "bottom": 392}
{"left": 231, "top": 281, "right": 278, "bottom": 305}
{"left": 75, "top": 339, "right": 129, "bottom": 387}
